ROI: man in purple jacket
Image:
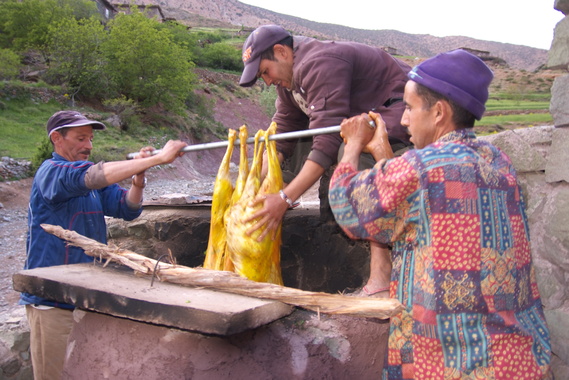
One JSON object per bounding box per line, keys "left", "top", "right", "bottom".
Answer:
{"left": 21, "top": 110, "right": 187, "bottom": 379}
{"left": 239, "top": 24, "right": 412, "bottom": 297}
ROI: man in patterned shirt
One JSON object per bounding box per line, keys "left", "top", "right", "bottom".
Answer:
{"left": 329, "top": 49, "right": 551, "bottom": 379}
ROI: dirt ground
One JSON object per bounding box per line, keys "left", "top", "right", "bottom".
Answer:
{"left": 0, "top": 169, "right": 218, "bottom": 320}
{"left": 0, "top": 178, "right": 32, "bottom": 319}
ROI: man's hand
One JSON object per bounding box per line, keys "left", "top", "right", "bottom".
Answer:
{"left": 243, "top": 192, "right": 289, "bottom": 241}
{"left": 340, "top": 112, "right": 376, "bottom": 151}
{"left": 339, "top": 112, "right": 377, "bottom": 167}
{"left": 155, "top": 140, "right": 188, "bottom": 165}
{"left": 366, "top": 112, "right": 394, "bottom": 160}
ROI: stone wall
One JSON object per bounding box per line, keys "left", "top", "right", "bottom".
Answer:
{"left": 549, "top": 1, "right": 569, "bottom": 128}
{"left": 533, "top": 0, "right": 569, "bottom": 375}
{"left": 479, "top": 127, "right": 568, "bottom": 376}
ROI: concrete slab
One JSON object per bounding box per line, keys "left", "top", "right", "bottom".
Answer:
{"left": 12, "top": 263, "right": 293, "bottom": 336}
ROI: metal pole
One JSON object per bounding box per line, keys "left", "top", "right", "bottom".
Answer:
{"left": 126, "top": 125, "right": 342, "bottom": 159}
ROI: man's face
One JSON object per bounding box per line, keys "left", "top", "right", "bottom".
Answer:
{"left": 52, "top": 125, "right": 94, "bottom": 161}
{"left": 257, "top": 46, "right": 294, "bottom": 89}
{"left": 401, "top": 81, "right": 438, "bottom": 149}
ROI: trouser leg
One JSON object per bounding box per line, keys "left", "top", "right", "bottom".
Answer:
{"left": 26, "top": 305, "right": 74, "bottom": 380}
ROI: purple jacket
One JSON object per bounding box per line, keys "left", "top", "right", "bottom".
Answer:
{"left": 273, "top": 36, "right": 411, "bottom": 170}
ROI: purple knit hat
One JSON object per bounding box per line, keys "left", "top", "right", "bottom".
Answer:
{"left": 408, "top": 49, "right": 494, "bottom": 120}
{"left": 239, "top": 25, "right": 291, "bottom": 87}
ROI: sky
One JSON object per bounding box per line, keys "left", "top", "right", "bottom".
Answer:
{"left": 238, "top": 0, "right": 564, "bottom": 50}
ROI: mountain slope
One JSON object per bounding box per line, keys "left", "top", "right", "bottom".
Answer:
{"left": 154, "top": 0, "right": 548, "bottom": 71}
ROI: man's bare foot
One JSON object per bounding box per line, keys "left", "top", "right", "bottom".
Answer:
{"left": 361, "top": 285, "right": 390, "bottom": 298}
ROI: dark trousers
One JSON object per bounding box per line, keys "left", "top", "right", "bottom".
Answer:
{"left": 282, "top": 137, "right": 411, "bottom": 223}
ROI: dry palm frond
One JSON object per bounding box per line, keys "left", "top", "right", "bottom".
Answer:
{"left": 41, "top": 224, "right": 404, "bottom": 319}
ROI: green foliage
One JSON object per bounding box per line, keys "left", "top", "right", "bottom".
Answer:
{"left": 0, "top": 80, "right": 62, "bottom": 102}
{"left": 198, "top": 42, "right": 242, "bottom": 71}
{"left": 0, "top": 96, "right": 62, "bottom": 159}
{"left": 45, "top": 16, "right": 110, "bottom": 101}
{"left": 31, "top": 137, "right": 53, "bottom": 173}
{"left": 102, "top": 96, "right": 141, "bottom": 132}
{"left": 174, "top": 28, "right": 244, "bottom": 71}
{"left": 486, "top": 98, "right": 549, "bottom": 111}
{"left": 0, "top": 48, "right": 21, "bottom": 80}
{"left": 0, "top": 0, "right": 99, "bottom": 52}
{"left": 258, "top": 86, "right": 277, "bottom": 117}
{"left": 0, "top": 90, "right": 182, "bottom": 165}
{"left": 158, "top": 21, "right": 204, "bottom": 61}
{"left": 102, "top": 10, "right": 196, "bottom": 113}
{"left": 476, "top": 112, "right": 553, "bottom": 127}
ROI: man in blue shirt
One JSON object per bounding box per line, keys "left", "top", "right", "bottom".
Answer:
{"left": 21, "top": 110, "right": 188, "bottom": 379}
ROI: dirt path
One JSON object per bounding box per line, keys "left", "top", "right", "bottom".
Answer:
{"left": 0, "top": 179, "right": 32, "bottom": 322}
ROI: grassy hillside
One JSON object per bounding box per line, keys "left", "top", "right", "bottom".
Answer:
{"left": 0, "top": 62, "right": 558, "bottom": 174}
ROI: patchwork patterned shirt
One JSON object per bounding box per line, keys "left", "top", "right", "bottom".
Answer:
{"left": 329, "top": 129, "right": 551, "bottom": 379}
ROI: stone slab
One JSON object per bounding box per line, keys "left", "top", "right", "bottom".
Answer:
{"left": 12, "top": 263, "right": 293, "bottom": 336}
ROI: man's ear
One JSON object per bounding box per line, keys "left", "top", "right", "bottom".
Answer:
{"left": 273, "top": 44, "right": 288, "bottom": 59}
{"left": 434, "top": 100, "right": 451, "bottom": 124}
{"left": 50, "top": 131, "right": 61, "bottom": 145}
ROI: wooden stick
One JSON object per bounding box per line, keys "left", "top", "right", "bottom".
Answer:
{"left": 41, "top": 224, "right": 404, "bottom": 319}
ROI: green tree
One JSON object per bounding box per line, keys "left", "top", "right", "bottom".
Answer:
{"left": 183, "top": 30, "right": 234, "bottom": 67}
{"left": 0, "top": 0, "right": 98, "bottom": 52}
{"left": 45, "top": 16, "right": 109, "bottom": 103}
{"left": 0, "top": 48, "right": 20, "bottom": 80}
{"left": 199, "top": 42, "right": 242, "bottom": 71}
{"left": 102, "top": 10, "right": 196, "bottom": 113}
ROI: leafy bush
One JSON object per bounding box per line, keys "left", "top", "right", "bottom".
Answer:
{"left": 0, "top": 0, "right": 99, "bottom": 52}
{"left": 198, "top": 42, "right": 242, "bottom": 71}
{"left": 0, "top": 49, "right": 20, "bottom": 80}
{"left": 102, "top": 96, "right": 141, "bottom": 132}
{"left": 259, "top": 86, "right": 277, "bottom": 117}
{"left": 30, "top": 137, "right": 53, "bottom": 174}
{"left": 45, "top": 16, "right": 110, "bottom": 102}
{"left": 102, "top": 10, "right": 197, "bottom": 113}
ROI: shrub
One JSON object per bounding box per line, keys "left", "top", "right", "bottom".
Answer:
{"left": 30, "top": 137, "right": 53, "bottom": 174}
{"left": 0, "top": 0, "right": 99, "bottom": 52}
{"left": 198, "top": 42, "right": 242, "bottom": 71}
{"left": 102, "top": 96, "right": 141, "bottom": 132}
{"left": 0, "top": 49, "right": 21, "bottom": 80}
{"left": 259, "top": 86, "right": 277, "bottom": 117}
{"left": 102, "top": 10, "right": 196, "bottom": 113}
{"left": 45, "top": 16, "right": 110, "bottom": 102}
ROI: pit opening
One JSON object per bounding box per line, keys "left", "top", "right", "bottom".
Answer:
{"left": 106, "top": 204, "right": 372, "bottom": 295}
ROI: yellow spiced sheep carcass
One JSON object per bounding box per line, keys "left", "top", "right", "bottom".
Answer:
{"left": 225, "top": 122, "right": 284, "bottom": 285}
{"left": 203, "top": 128, "right": 237, "bottom": 270}
{"left": 222, "top": 125, "right": 249, "bottom": 272}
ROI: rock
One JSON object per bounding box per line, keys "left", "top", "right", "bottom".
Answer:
{"left": 479, "top": 129, "right": 547, "bottom": 172}
{"left": 104, "top": 114, "right": 122, "bottom": 129}
{"left": 555, "top": 0, "right": 569, "bottom": 15}
{"left": 550, "top": 75, "right": 569, "bottom": 128}
{"left": 546, "top": 128, "right": 569, "bottom": 182}
{"left": 548, "top": 17, "right": 569, "bottom": 69}
{"left": 545, "top": 309, "right": 569, "bottom": 366}
{"left": 0, "top": 158, "right": 31, "bottom": 181}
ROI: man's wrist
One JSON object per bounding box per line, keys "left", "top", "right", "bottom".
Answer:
{"left": 132, "top": 175, "right": 147, "bottom": 189}
{"left": 340, "top": 143, "right": 363, "bottom": 166}
{"left": 278, "top": 190, "right": 293, "bottom": 207}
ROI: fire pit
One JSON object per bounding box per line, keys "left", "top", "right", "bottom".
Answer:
{"left": 13, "top": 202, "right": 393, "bottom": 378}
